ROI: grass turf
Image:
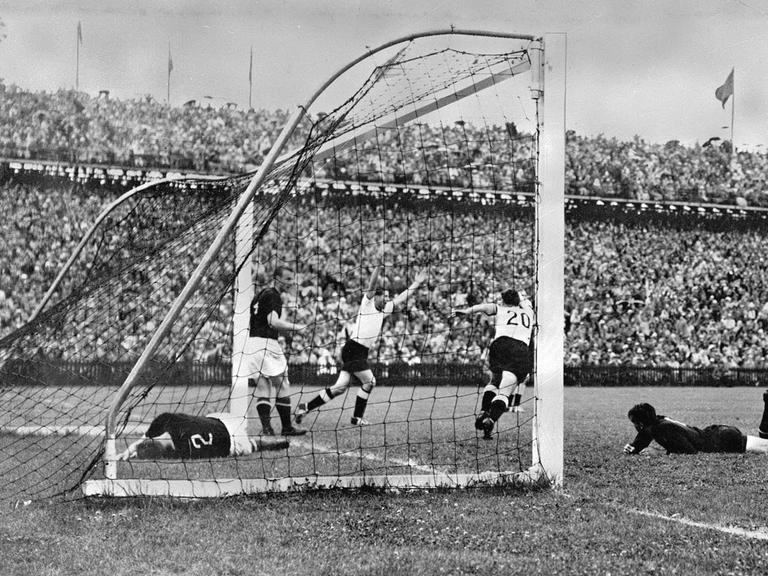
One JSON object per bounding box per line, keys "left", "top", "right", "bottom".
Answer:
{"left": 2, "top": 386, "right": 768, "bottom": 576}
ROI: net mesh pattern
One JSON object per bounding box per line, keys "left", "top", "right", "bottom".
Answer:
{"left": 0, "top": 35, "right": 539, "bottom": 502}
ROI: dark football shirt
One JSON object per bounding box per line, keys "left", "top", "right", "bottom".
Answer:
{"left": 630, "top": 416, "right": 747, "bottom": 454}
{"left": 249, "top": 287, "right": 282, "bottom": 339}
{"left": 145, "top": 413, "right": 231, "bottom": 459}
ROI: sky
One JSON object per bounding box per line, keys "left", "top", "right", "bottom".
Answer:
{"left": 0, "top": 0, "right": 766, "bottom": 150}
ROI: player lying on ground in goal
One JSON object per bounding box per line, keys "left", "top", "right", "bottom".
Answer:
{"left": 623, "top": 392, "right": 768, "bottom": 455}
{"left": 453, "top": 288, "right": 534, "bottom": 440}
{"left": 295, "top": 265, "right": 427, "bottom": 427}
{"left": 117, "top": 412, "right": 289, "bottom": 461}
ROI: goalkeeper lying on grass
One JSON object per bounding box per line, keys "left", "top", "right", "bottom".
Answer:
{"left": 117, "top": 412, "right": 289, "bottom": 460}
{"left": 623, "top": 392, "right": 768, "bottom": 455}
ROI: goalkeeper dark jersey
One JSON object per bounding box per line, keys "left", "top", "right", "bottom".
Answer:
{"left": 630, "top": 416, "right": 747, "bottom": 454}
{"left": 145, "top": 413, "right": 232, "bottom": 459}
{"left": 249, "top": 287, "right": 282, "bottom": 339}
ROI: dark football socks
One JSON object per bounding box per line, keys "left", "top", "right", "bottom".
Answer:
{"left": 481, "top": 390, "right": 496, "bottom": 413}
{"left": 353, "top": 389, "right": 370, "bottom": 420}
{"left": 307, "top": 389, "right": 333, "bottom": 412}
{"left": 276, "top": 397, "right": 293, "bottom": 430}
{"left": 256, "top": 400, "right": 273, "bottom": 433}
{"left": 489, "top": 398, "right": 509, "bottom": 422}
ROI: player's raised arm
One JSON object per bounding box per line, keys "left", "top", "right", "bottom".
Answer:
{"left": 392, "top": 269, "right": 427, "bottom": 308}
{"left": 452, "top": 302, "right": 496, "bottom": 317}
{"left": 363, "top": 264, "right": 382, "bottom": 300}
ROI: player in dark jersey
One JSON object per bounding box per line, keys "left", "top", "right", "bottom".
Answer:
{"left": 623, "top": 393, "right": 768, "bottom": 455}
{"left": 243, "top": 265, "right": 308, "bottom": 436}
{"left": 116, "top": 412, "right": 289, "bottom": 461}
{"left": 453, "top": 288, "right": 534, "bottom": 439}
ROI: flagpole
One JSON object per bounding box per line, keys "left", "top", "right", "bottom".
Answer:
{"left": 167, "top": 42, "right": 172, "bottom": 104}
{"left": 730, "top": 68, "right": 735, "bottom": 156}
{"left": 248, "top": 46, "right": 253, "bottom": 110}
{"left": 76, "top": 24, "right": 80, "bottom": 90}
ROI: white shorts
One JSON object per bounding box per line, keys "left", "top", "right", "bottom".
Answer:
{"left": 243, "top": 337, "right": 287, "bottom": 378}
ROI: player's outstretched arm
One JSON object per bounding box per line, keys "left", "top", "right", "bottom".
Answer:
{"left": 452, "top": 302, "right": 496, "bottom": 317}
{"left": 622, "top": 443, "right": 639, "bottom": 454}
{"left": 392, "top": 270, "right": 427, "bottom": 308}
{"left": 116, "top": 437, "right": 147, "bottom": 461}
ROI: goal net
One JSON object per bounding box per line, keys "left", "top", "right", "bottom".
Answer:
{"left": 0, "top": 30, "right": 564, "bottom": 503}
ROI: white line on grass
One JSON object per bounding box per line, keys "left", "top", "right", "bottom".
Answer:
{"left": 288, "top": 437, "right": 441, "bottom": 475}
{"left": 626, "top": 507, "right": 768, "bottom": 541}
{"left": 6, "top": 424, "right": 144, "bottom": 436}
{"left": 5, "top": 424, "right": 441, "bottom": 475}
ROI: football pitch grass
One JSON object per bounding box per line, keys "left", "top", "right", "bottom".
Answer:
{"left": 3, "top": 386, "right": 768, "bottom": 576}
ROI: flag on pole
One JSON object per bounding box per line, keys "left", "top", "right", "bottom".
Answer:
{"left": 77, "top": 21, "right": 83, "bottom": 44}
{"left": 248, "top": 46, "right": 253, "bottom": 82}
{"left": 168, "top": 45, "right": 174, "bottom": 75}
{"left": 715, "top": 68, "right": 734, "bottom": 108}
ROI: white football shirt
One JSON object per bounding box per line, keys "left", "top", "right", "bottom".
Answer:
{"left": 493, "top": 300, "right": 534, "bottom": 345}
{"left": 350, "top": 294, "right": 394, "bottom": 349}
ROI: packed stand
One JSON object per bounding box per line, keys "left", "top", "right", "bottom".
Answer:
{"left": 5, "top": 172, "right": 768, "bottom": 369}
{"left": 3, "top": 83, "right": 768, "bottom": 206}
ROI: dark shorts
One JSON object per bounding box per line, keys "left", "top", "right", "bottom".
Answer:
{"left": 146, "top": 413, "right": 231, "bottom": 459}
{"left": 341, "top": 339, "right": 371, "bottom": 373}
{"left": 488, "top": 337, "right": 531, "bottom": 382}
{"left": 701, "top": 425, "right": 747, "bottom": 453}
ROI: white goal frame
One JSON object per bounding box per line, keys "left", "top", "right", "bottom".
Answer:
{"left": 83, "top": 29, "right": 565, "bottom": 498}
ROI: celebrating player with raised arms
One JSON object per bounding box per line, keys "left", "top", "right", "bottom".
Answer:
{"left": 295, "top": 265, "right": 427, "bottom": 427}
{"left": 453, "top": 288, "right": 534, "bottom": 439}
{"left": 117, "top": 412, "right": 289, "bottom": 461}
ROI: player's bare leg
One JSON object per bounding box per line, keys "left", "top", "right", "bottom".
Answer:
{"left": 508, "top": 374, "right": 529, "bottom": 412}
{"left": 295, "top": 371, "right": 352, "bottom": 424}
{"left": 351, "top": 370, "right": 375, "bottom": 426}
{"left": 746, "top": 435, "right": 768, "bottom": 454}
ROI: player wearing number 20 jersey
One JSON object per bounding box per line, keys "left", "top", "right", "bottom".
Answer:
{"left": 453, "top": 288, "right": 535, "bottom": 439}
{"left": 489, "top": 296, "right": 534, "bottom": 381}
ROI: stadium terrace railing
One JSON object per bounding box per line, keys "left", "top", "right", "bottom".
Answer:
{"left": 566, "top": 365, "right": 768, "bottom": 387}
{"left": 4, "top": 359, "right": 767, "bottom": 389}
{"left": 5, "top": 158, "right": 768, "bottom": 215}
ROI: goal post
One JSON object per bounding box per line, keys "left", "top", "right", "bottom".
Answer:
{"left": 0, "top": 29, "right": 565, "bottom": 504}
{"left": 533, "top": 33, "right": 566, "bottom": 486}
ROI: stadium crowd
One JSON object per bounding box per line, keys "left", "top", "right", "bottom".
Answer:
{"left": 3, "top": 83, "right": 768, "bottom": 369}
{"left": 4, "top": 172, "right": 768, "bottom": 370}
{"left": 2, "top": 82, "right": 768, "bottom": 206}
